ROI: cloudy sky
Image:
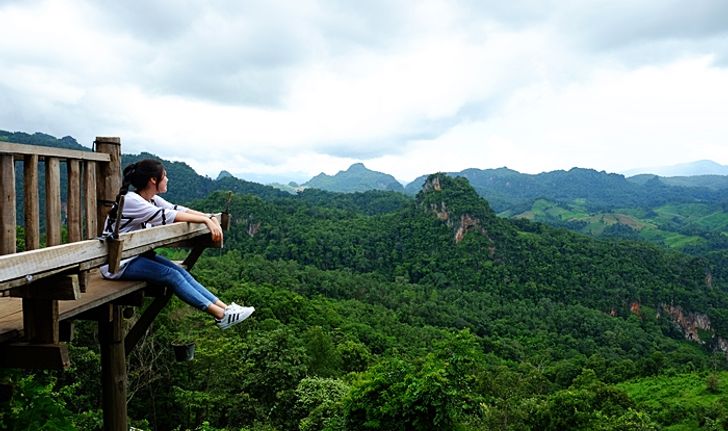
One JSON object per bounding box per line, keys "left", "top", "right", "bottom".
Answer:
{"left": 2, "top": 0, "right": 727, "bottom": 184}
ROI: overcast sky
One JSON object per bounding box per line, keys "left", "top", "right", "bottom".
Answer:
{"left": 2, "top": 0, "right": 727, "bottom": 184}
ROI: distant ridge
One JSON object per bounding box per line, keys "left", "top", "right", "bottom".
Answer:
{"left": 622, "top": 160, "right": 728, "bottom": 177}
{"left": 303, "top": 163, "right": 404, "bottom": 193}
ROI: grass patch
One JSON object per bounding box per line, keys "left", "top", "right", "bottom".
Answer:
{"left": 619, "top": 372, "right": 728, "bottom": 430}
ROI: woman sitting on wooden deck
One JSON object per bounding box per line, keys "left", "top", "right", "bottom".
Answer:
{"left": 100, "top": 159, "right": 254, "bottom": 329}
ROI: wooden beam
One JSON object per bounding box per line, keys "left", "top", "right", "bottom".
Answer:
{"left": 0, "top": 141, "right": 111, "bottom": 162}
{"left": 23, "top": 154, "right": 40, "bottom": 251}
{"left": 0, "top": 343, "right": 70, "bottom": 369}
{"left": 83, "top": 160, "right": 98, "bottom": 239}
{"left": 67, "top": 159, "right": 82, "bottom": 242}
{"left": 0, "top": 154, "right": 16, "bottom": 255}
{"left": 99, "top": 304, "right": 128, "bottom": 431}
{"left": 45, "top": 157, "right": 62, "bottom": 246}
{"left": 95, "top": 137, "right": 121, "bottom": 238}
{"left": 0, "top": 218, "right": 219, "bottom": 289}
{"left": 9, "top": 274, "right": 80, "bottom": 300}
{"left": 74, "top": 303, "right": 113, "bottom": 322}
{"left": 112, "top": 290, "right": 145, "bottom": 307}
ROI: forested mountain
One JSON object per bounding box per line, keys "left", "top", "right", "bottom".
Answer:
{"left": 0, "top": 130, "right": 89, "bottom": 150}
{"left": 405, "top": 168, "right": 728, "bottom": 254}
{"left": 404, "top": 167, "right": 725, "bottom": 212}
{"left": 4, "top": 173, "right": 728, "bottom": 429}
{"left": 623, "top": 160, "right": 728, "bottom": 177}
{"left": 4, "top": 132, "right": 728, "bottom": 429}
{"left": 629, "top": 174, "right": 728, "bottom": 190}
{"left": 303, "top": 163, "right": 404, "bottom": 193}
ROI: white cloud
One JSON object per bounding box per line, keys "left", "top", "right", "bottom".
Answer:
{"left": 2, "top": 0, "right": 728, "bottom": 183}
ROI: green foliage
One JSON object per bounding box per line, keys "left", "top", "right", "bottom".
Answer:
{"left": 303, "top": 163, "right": 404, "bottom": 193}
{"left": 0, "top": 373, "right": 75, "bottom": 430}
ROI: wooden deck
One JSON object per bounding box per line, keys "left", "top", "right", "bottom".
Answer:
{"left": 0, "top": 271, "right": 147, "bottom": 343}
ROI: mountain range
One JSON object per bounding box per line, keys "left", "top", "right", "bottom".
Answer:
{"left": 622, "top": 159, "right": 728, "bottom": 177}
{"left": 4, "top": 130, "right": 728, "bottom": 254}
{"left": 5, "top": 130, "right": 728, "bottom": 429}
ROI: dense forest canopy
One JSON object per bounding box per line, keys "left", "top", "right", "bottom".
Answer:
{"left": 3, "top": 133, "right": 728, "bottom": 430}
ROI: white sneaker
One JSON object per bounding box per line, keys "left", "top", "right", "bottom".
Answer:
{"left": 226, "top": 302, "right": 245, "bottom": 311}
{"left": 216, "top": 306, "right": 255, "bottom": 330}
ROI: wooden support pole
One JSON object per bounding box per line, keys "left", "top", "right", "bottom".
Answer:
{"left": 45, "top": 157, "right": 62, "bottom": 246}
{"left": 99, "top": 304, "right": 128, "bottom": 431}
{"left": 67, "top": 159, "right": 82, "bottom": 242}
{"left": 83, "top": 160, "right": 98, "bottom": 239}
{"left": 24, "top": 154, "right": 40, "bottom": 250}
{"left": 95, "top": 137, "right": 121, "bottom": 237}
{"left": 0, "top": 154, "right": 16, "bottom": 255}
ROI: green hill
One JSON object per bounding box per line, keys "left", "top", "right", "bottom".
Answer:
{"left": 303, "top": 163, "right": 404, "bottom": 193}
{"left": 406, "top": 168, "right": 728, "bottom": 254}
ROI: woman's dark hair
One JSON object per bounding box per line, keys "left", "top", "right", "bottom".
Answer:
{"left": 107, "top": 159, "right": 165, "bottom": 224}
{"left": 120, "top": 159, "right": 165, "bottom": 196}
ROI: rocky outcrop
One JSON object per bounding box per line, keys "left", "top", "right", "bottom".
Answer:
{"left": 455, "top": 214, "right": 484, "bottom": 243}
{"left": 661, "top": 305, "right": 728, "bottom": 357}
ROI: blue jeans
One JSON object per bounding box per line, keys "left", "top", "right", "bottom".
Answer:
{"left": 120, "top": 254, "right": 219, "bottom": 311}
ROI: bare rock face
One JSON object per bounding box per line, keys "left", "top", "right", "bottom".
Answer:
{"left": 661, "top": 304, "right": 728, "bottom": 355}
{"left": 455, "top": 214, "right": 484, "bottom": 243}
{"left": 422, "top": 176, "right": 442, "bottom": 193}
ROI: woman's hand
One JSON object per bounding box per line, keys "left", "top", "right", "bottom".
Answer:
{"left": 174, "top": 211, "right": 224, "bottom": 242}
{"left": 205, "top": 217, "right": 224, "bottom": 242}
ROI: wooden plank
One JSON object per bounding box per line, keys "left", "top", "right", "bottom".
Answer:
{"left": 67, "top": 159, "right": 82, "bottom": 242}
{"left": 95, "top": 137, "right": 121, "bottom": 237}
{"left": 9, "top": 274, "right": 80, "bottom": 300}
{"left": 23, "top": 154, "right": 40, "bottom": 250}
{"left": 0, "top": 141, "right": 110, "bottom": 162}
{"left": 0, "top": 155, "right": 16, "bottom": 255}
{"left": 83, "top": 161, "right": 97, "bottom": 239}
{"left": 0, "top": 217, "right": 218, "bottom": 288}
{"left": 45, "top": 157, "right": 62, "bottom": 246}
{"left": 0, "top": 343, "right": 70, "bottom": 369}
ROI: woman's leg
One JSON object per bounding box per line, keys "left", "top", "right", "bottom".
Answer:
{"left": 120, "top": 256, "right": 224, "bottom": 318}
{"left": 149, "top": 255, "right": 221, "bottom": 305}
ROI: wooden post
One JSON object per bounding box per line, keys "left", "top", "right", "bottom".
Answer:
{"left": 95, "top": 137, "right": 121, "bottom": 237}
{"left": 45, "top": 157, "right": 62, "bottom": 246}
{"left": 0, "top": 154, "right": 16, "bottom": 255}
{"left": 83, "top": 160, "right": 98, "bottom": 239}
{"left": 94, "top": 138, "right": 127, "bottom": 431}
{"left": 24, "top": 154, "right": 40, "bottom": 250}
{"left": 67, "top": 159, "right": 82, "bottom": 243}
{"left": 99, "top": 304, "right": 128, "bottom": 431}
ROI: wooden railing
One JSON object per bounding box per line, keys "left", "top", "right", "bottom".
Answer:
{"left": 0, "top": 137, "right": 224, "bottom": 431}
{"left": 0, "top": 139, "right": 118, "bottom": 254}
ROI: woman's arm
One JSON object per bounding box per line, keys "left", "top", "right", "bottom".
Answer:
{"left": 174, "top": 211, "right": 223, "bottom": 242}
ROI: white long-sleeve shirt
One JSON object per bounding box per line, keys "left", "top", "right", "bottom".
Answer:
{"left": 100, "top": 192, "right": 188, "bottom": 279}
